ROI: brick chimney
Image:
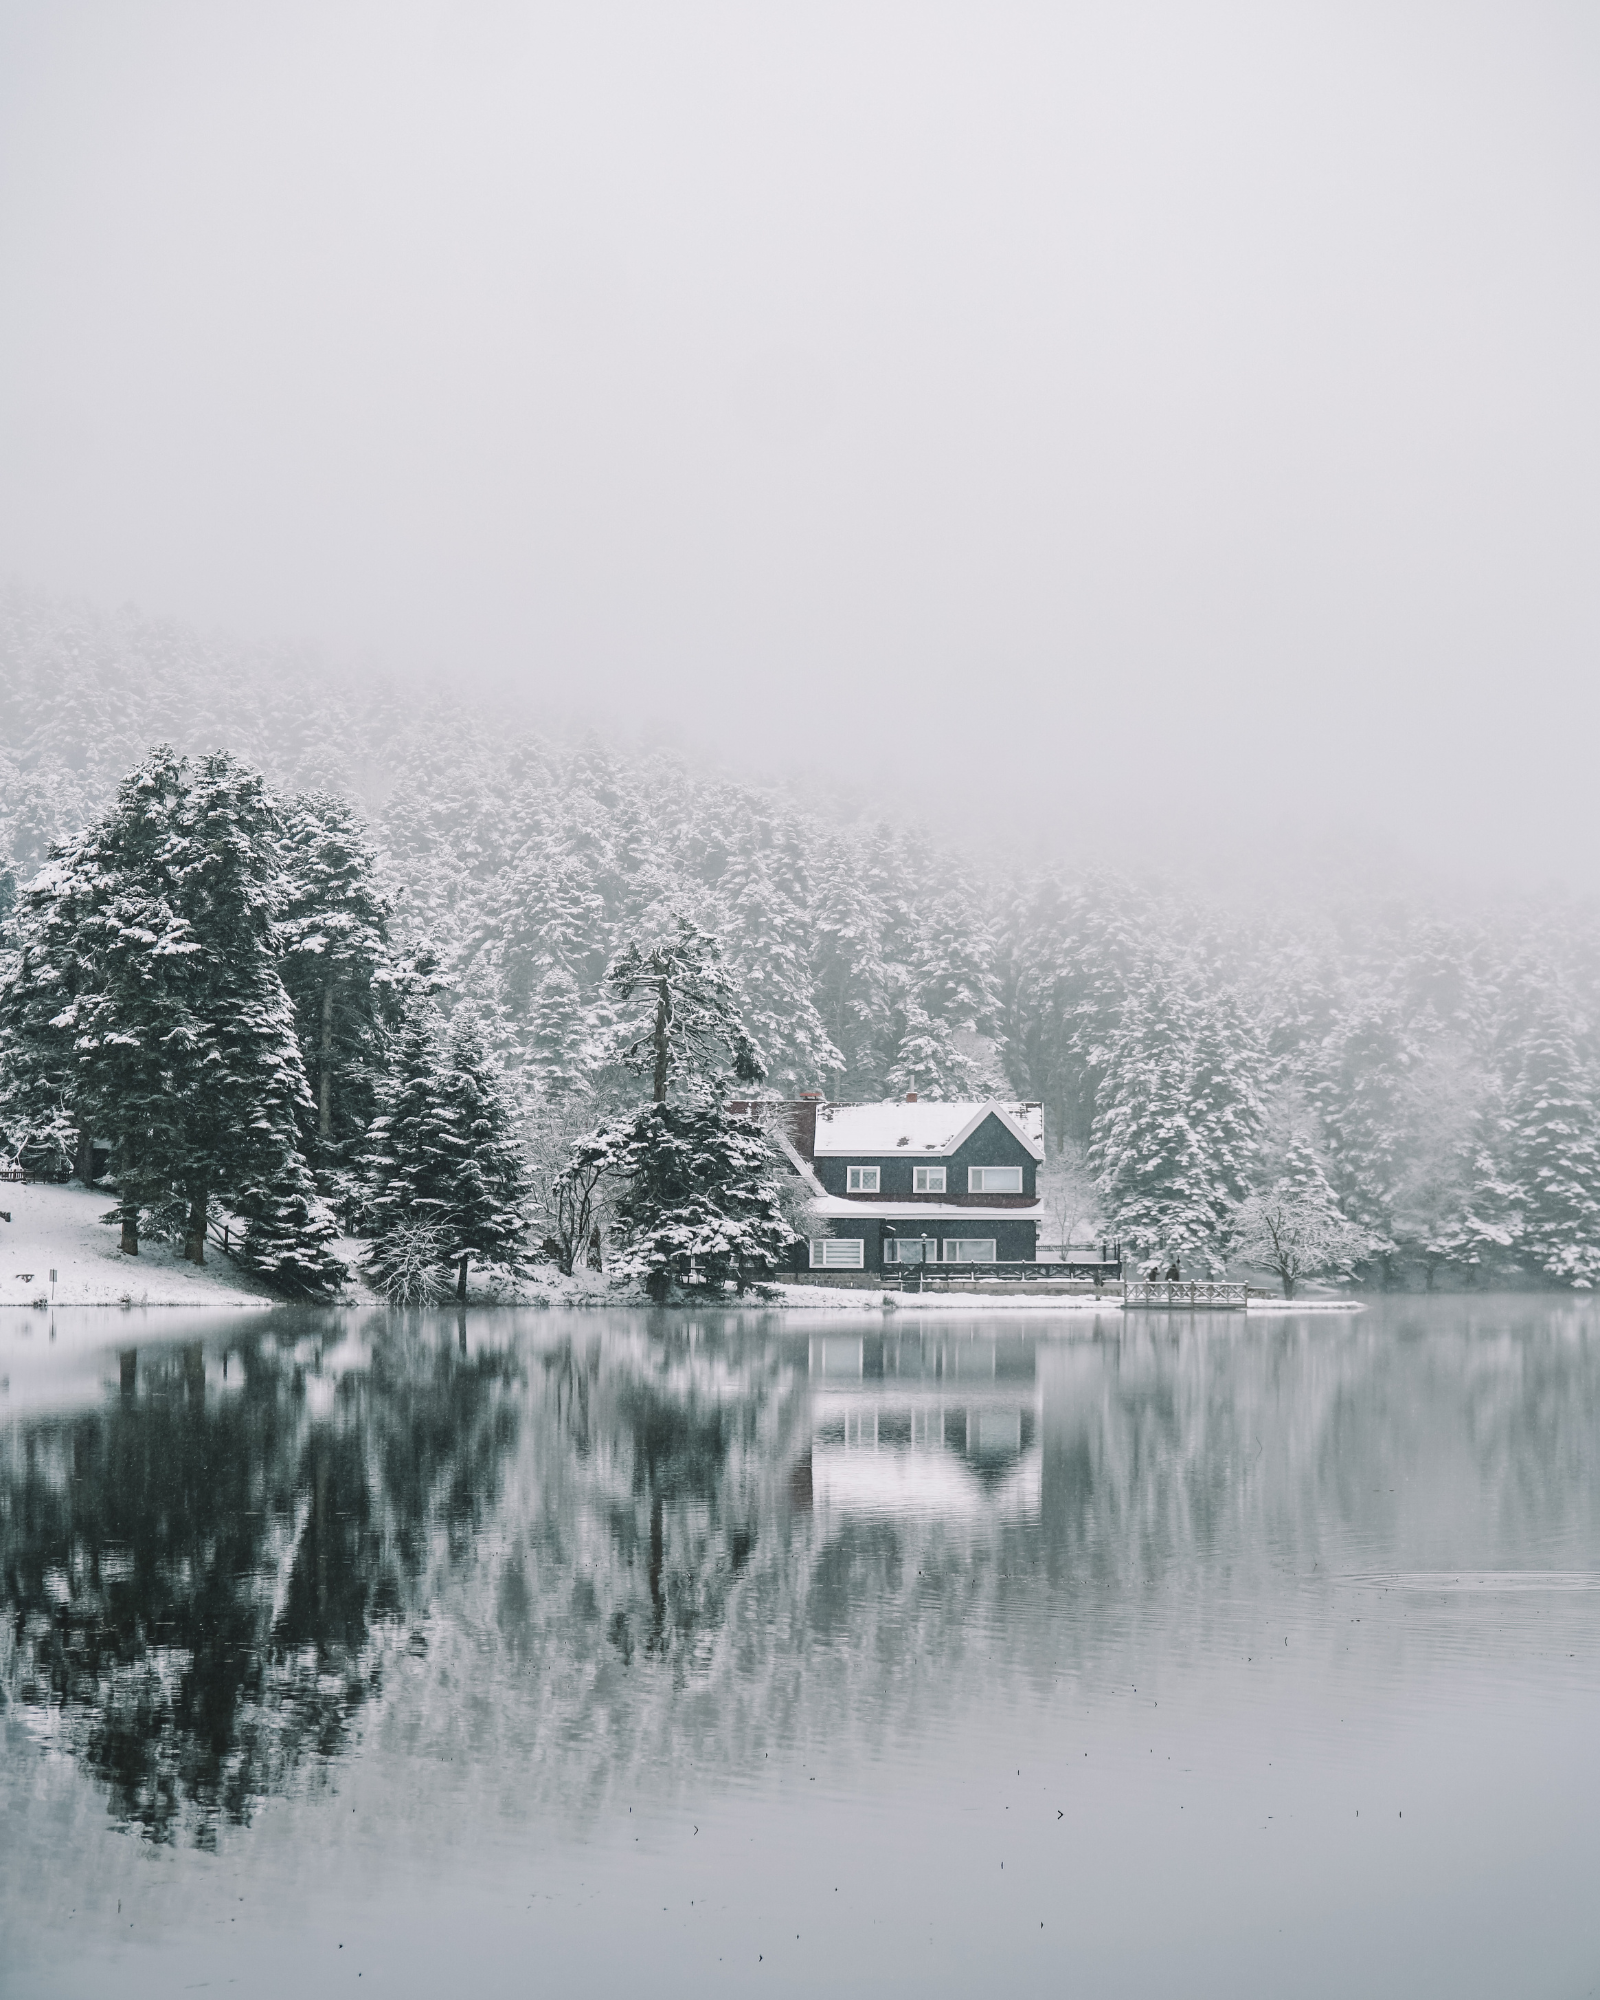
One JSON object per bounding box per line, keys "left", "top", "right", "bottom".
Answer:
{"left": 904, "top": 1090, "right": 918, "bottom": 1103}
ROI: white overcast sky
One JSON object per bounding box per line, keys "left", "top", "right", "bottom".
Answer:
{"left": 1, "top": 2, "right": 1597, "bottom": 887}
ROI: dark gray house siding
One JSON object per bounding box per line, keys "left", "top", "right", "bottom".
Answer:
{"left": 795, "top": 1213, "right": 1038, "bottom": 1275}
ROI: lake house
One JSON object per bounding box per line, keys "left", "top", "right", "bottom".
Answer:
{"left": 734, "top": 1092, "right": 1045, "bottom": 1276}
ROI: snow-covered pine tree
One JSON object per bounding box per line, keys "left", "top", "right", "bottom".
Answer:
{"left": 365, "top": 1002, "right": 530, "bottom": 1300}
{"left": 1090, "top": 968, "right": 1262, "bottom": 1274}
{"left": 607, "top": 916, "right": 764, "bottom": 1103}
{"left": 575, "top": 916, "right": 794, "bottom": 1298}
{"left": 1091, "top": 985, "right": 1217, "bottom": 1271}
{"left": 0, "top": 749, "right": 345, "bottom": 1288}
{"left": 1388, "top": 1037, "right": 1487, "bottom": 1288}
{"left": 278, "top": 791, "right": 393, "bottom": 1193}
{"left": 174, "top": 754, "right": 345, "bottom": 1290}
{"left": 716, "top": 838, "right": 842, "bottom": 1094}
{"left": 884, "top": 991, "right": 984, "bottom": 1099}
{"left": 435, "top": 1010, "right": 531, "bottom": 1296}
{"left": 1496, "top": 986, "right": 1600, "bottom": 1286}
{"left": 0, "top": 859, "right": 91, "bottom": 1179}
{"left": 807, "top": 835, "right": 891, "bottom": 1096}
{"left": 1311, "top": 983, "right": 1425, "bottom": 1281}
{"left": 31, "top": 751, "right": 204, "bottom": 1253}
{"left": 1437, "top": 1089, "right": 1523, "bottom": 1284}
{"left": 604, "top": 1102, "right": 792, "bottom": 1300}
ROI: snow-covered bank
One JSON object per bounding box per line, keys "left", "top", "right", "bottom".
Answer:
{"left": 0, "top": 1190, "right": 1373, "bottom": 1316}
{"left": 1246, "top": 1298, "right": 1363, "bottom": 1313}
{"left": 0, "top": 1183, "right": 278, "bottom": 1309}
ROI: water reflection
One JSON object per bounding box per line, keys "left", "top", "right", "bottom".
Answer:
{"left": 4, "top": 1300, "right": 1600, "bottom": 1861}
{"left": 2, "top": 1320, "right": 522, "bottom": 1843}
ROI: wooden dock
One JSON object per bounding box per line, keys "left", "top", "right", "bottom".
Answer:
{"left": 1123, "top": 1280, "right": 1259, "bottom": 1311}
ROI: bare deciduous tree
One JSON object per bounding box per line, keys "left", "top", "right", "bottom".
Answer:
{"left": 1229, "top": 1190, "right": 1364, "bottom": 1299}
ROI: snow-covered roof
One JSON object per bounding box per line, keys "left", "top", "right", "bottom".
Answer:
{"left": 812, "top": 1099, "right": 1045, "bottom": 1162}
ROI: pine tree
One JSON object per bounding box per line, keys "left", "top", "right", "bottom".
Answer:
{"left": 717, "top": 842, "right": 842, "bottom": 1093}
{"left": 884, "top": 992, "right": 983, "bottom": 1098}
{"left": 278, "top": 792, "right": 393, "bottom": 1191}
{"left": 1311, "top": 985, "right": 1424, "bottom": 1277}
{"left": 599, "top": 1102, "right": 793, "bottom": 1301}
{"left": 572, "top": 917, "right": 792, "bottom": 1297}
{"left": 1091, "top": 969, "right": 1262, "bottom": 1274}
{"left": 175, "top": 754, "right": 346, "bottom": 1292}
{"left": 0, "top": 748, "right": 344, "bottom": 1291}
{"left": 0, "top": 865, "right": 91, "bottom": 1179}
{"left": 41, "top": 751, "right": 200, "bottom": 1251}
{"left": 365, "top": 1003, "right": 530, "bottom": 1300}
{"left": 1497, "top": 992, "right": 1600, "bottom": 1286}
{"left": 607, "top": 916, "right": 764, "bottom": 1104}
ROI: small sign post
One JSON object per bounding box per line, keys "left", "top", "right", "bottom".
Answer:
{"left": 50, "top": 1268, "right": 57, "bottom": 1302}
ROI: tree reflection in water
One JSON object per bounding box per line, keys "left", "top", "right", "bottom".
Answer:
{"left": 6, "top": 1302, "right": 1600, "bottom": 1857}
{"left": 1, "top": 1318, "right": 522, "bottom": 1845}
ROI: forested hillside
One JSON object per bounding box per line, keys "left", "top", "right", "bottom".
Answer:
{"left": 5, "top": 585, "right": 1600, "bottom": 1288}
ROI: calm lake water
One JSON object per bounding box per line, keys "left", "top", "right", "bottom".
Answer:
{"left": 3, "top": 1298, "right": 1599, "bottom": 1998}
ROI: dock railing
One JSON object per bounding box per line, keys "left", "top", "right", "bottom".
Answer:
{"left": 1123, "top": 1280, "right": 1269, "bottom": 1310}
{"left": 887, "top": 1259, "right": 1122, "bottom": 1293}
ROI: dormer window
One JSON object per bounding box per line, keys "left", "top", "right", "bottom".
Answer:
{"left": 847, "top": 1166, "right": 880, "bottom": 1192}
{"left": 913, "top": 1166, "right": 946, "bottom": 1193}
{"left": 968, "top": 1166, "right": 1023, "bottom": 1193}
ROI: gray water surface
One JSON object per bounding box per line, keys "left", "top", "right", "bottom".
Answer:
{"left": 2, "top": 1299, "right": 1598, "bottom": 1997}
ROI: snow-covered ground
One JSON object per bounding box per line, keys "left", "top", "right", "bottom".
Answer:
{"left": 0, "top": 1187, "right": 1369, "bottom": 1315}
{"left": 0, "top": 1183, "right": 278, "bottom": 1309}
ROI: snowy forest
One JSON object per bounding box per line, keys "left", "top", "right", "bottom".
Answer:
{"left": 4, "top": 585, "right": 1600, "bottom": 1292}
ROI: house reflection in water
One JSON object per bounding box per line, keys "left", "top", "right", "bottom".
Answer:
{"left": 805, "top": 1328, "right": 1040, "bottom": 1522}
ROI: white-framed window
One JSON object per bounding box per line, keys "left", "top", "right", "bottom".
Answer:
{"left": 846, "top": 1166, "right": 880, "bottom": 1192}
{"left": 968, "top": 1166, "right": 1023, "bottom": 1193}
{"left": 912, "top": 1165, "right": 946, "bottom": 1193}
{"left": 943, "top": 1238, "right": 998, "bottom": 1263}
{"left": 884, "top": 1236, "right": 938, "bottom": 1264}
{"left": 810, "top": 1236, "right": 865, "bottom": 1269}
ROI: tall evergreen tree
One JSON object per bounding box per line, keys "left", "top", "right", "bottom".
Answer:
{"left": 278, "top": 792, "right": 393, "bottom": 1189}
{"left": 0, "top": 748, "right": 344, "bottom": 1292}
{"left": 608, "top": 916, "right": 764, "bottom": 1103}
{"left": 601, "top": 1103, "right": 792, "bottom": 1300}
{"left": 1091, "top": 970, "right": 1262, "bottom": 1273}
{"left": 365, "top": 1003, "right": 529, "bottom": 1300}
{"left": 1497, "top": 990, "right": 1600, "bottom": 1286}
{"left": 570, "top": 917, "right": 790, "bottom": 1298}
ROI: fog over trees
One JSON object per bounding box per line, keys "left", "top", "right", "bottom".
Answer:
{"left": 4, "top": 587, "right": 1600, "bottom": 1290}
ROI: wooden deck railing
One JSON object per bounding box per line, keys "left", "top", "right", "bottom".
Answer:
{"left": 887, "top": 1260, "right": 1122, "bottom": 1291}
{"left": 1123, "top": 1280, "right": 1265, "bottom": 1310}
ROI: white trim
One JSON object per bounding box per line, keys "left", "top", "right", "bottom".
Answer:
{"left": 810, "top": 1237, "right": 865, "bottom": 1269}
{"left": 766, "top": 1124, "right": 827, "bottom": 1198}
{"left": 941, "top": 1103, "right": 1046, "bottom": 1163}
{"left": 912, "top": 1165, "right": 946, "bottom": 1193}
{"left": 847, "top": 1166, "right": 881, "bottom": 1193}
{"left": 968, "top": 1165, "right": 1023, "bottom": 1193}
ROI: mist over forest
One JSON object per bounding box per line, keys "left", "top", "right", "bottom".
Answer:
{"left": 4, "top": 584, "right": 1598, "bottom": 1292}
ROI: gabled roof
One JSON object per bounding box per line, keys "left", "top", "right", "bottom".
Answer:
{"left": 812, "top": 1099, "right": 1045, "bottom": 1162}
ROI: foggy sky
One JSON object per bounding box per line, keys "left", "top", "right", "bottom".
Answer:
{"left": 2, "top": 2, "right": 1597, "bottom": 888}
